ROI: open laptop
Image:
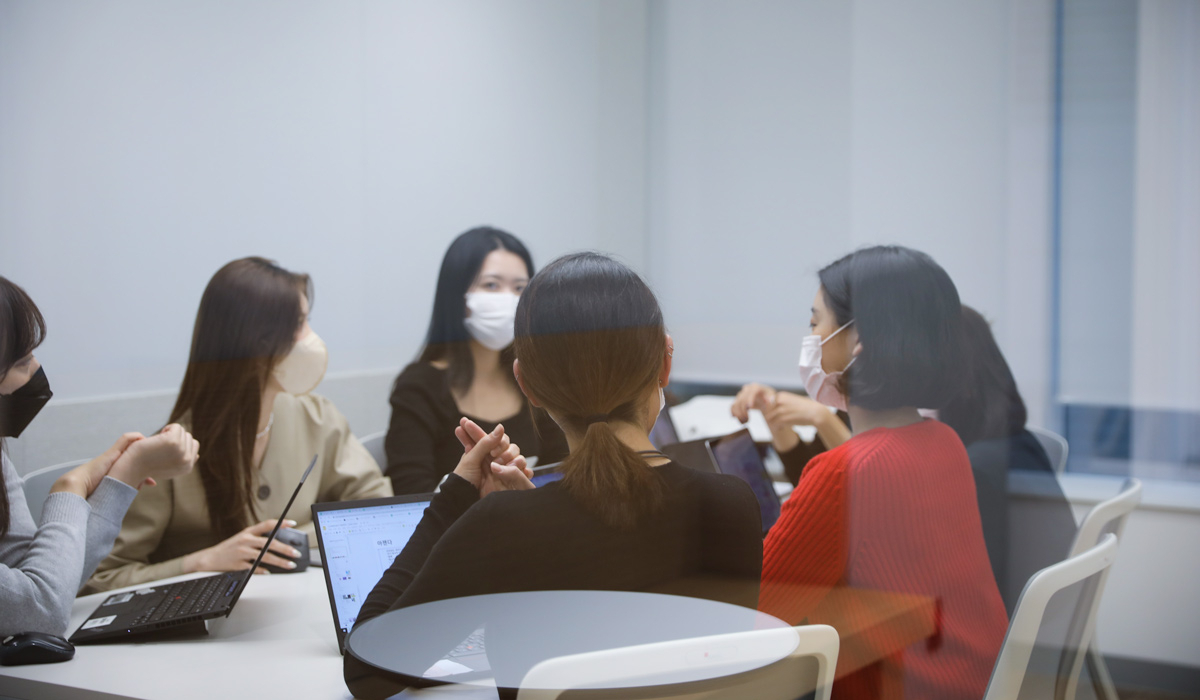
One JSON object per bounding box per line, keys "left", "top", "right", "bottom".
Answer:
{"left": 529, "top": 461, "right": 564, "bottom": 487}
{"left": 661, "top": 438, "right": 720, "bottom": 474}
{"left": 312, "top": 494, "right": 492, "bottom": 676}
{"left": 310, "top": 493, "right": 433, "bottom": 652}
{"left": 707, "top": 430, "right": 782, "bottom": 533}
{"left": 648, "top": 405, "right": 679, "bottom": 449}
{"left": 71, "top": 455, "right": 318, "bottom": 644}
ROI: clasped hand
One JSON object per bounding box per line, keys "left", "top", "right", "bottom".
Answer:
{"left": 452, "top": 418, "right": 535, "bottom": 496}
{"left": 50, "top": 423, "right": 199, "bottom": 499}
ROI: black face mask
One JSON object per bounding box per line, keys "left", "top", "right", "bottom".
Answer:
{"left": 0, "top": 366, "right": 53, "bottom": 438}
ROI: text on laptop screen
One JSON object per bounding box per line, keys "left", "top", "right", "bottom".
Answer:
{"left": 317, "top": 500, "right": 428, "bottom": 633}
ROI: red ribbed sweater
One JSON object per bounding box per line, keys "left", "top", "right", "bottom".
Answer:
{"left": 761, "top": 419, "right": 1008, "bottom": 699}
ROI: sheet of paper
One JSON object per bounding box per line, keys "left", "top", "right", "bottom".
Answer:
{"left": 667, "top": 395, "right": 820, "bottom": 444}
{"left": 423, "top": 658, "right": 476, "bottom": 678}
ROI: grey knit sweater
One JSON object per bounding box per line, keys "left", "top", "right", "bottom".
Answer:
{"left": 1, "top": 452, "right": 136, "bottom": 636}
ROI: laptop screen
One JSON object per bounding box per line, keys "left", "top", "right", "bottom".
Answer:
{"left": 648, "top": 406, "right": 678, "bottom": 449}
{"left": 708, "top": 430, "right": 781, "bottom": 533}
{"left": 313, "top": 496, "right": 431, "bottom": 639}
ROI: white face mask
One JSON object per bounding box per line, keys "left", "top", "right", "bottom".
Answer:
{"left": 273, "top": 331, "right": 328, "bottom": 395}
{"left": 797, "top": 319, "right": 855, "bottom": 411}
{"left": 464, "top": 291, "right": 520, "bottom": 351}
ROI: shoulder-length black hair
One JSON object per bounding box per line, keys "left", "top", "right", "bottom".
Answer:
{"left": 818, "top": 245, "right": 965, "bottom": 411}
{"left": 416, "top": 226, "right": 534, "bottom": 395}
{"left": 939, "top": 305, "right": 1028, "bottom": 446}
{"left": 0, "top": 276, "right": 49, "bottom": 538}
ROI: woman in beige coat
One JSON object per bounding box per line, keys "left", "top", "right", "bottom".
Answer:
{"left": 86, "top": 257, "right": 392, "bottom": 593}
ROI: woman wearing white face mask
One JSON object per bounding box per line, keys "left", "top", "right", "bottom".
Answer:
{"left": 757, "top": 246, "right": 1008, "bottom": 700}
{"left": 730, "top": 333, "right": 853, "bottom": 483}
{"left": 385, "top": 227, "right": 568, "bottom": 494}
{"left": 86, "top": 258, "right": 392, "bottom": 593}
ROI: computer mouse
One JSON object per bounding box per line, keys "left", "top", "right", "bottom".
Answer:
{"left": 0, "top": 632, "right": 75, "bottom": 666}
{"left": 263, "top": 527, "right": 309, "bottom": 574}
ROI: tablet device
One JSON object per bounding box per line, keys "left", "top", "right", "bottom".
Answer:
{"left": 708, "top": 430, "right": 782, "bottom": 533}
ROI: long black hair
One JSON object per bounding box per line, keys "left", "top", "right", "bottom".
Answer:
{"left": 818, "top": 245, "right": 965, "bottom": 411}
{"left": 513, "top": 252, "right": 666, "bottom": 528}
{"left": 415, "top": 226, "right": 534, "bottom": 395}
{"left": 940, "top": 305, "right": 1028, "bottom": 446}
{"left": 0, "top": 276, "right": 49, "bottom": 538}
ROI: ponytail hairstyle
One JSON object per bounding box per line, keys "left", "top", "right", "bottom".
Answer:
{"left": 513, "top": 253, "right": 666, "bottom": 529}
{"left": 0, "top": 276, "right": 48, "bottom": 539}
{"left": 168, "top": 258, "right": 311, "bottom": 540}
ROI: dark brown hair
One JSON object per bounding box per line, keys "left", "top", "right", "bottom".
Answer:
{"left": 513, "top": 253, "right": 665, "bottom": 529}
{"left": 168, "top": 258, "right": 310, "bottom": 540}
{"left": 0, "top": 276, "right": 48, "bottom": 538}
{"left": 940, "top": 305, "right": 1028, "bottom": 446}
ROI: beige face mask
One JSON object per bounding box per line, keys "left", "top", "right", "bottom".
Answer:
{"left": 273, "top": 331, "right": 328, "bottom": 395}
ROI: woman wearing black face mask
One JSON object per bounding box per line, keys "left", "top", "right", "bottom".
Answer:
{"left": 0, "top": 276, "right": 199, "bottom": 638}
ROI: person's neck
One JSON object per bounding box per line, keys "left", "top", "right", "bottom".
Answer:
{"left": 468, "top": 340, "right": 506, "bottom": 383}
{"left": 259, "top": 387, "right": 281, "bottom": 434}
{"left": 846, "top": 405, "right": 922, "bottom": 436}
{"left": 563, "top": 420, "right": 658, "bottom": 456}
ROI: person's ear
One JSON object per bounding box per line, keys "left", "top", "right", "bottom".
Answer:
{"left": 659, "top": 334, "right": 673, "bottom": 388}
{"left": 852, "top": 341, "right": 863, "bottom": 358}
{"left": 513, "top": 359, "right": 541, "bottom": 407}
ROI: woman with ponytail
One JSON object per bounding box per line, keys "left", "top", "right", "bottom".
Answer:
{"left": 345, "top": 253, "right": 762, "bottom": 699}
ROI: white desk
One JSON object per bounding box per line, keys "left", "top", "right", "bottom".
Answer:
{"left": 0, "top": 570, "right": 352, "bottom": 700}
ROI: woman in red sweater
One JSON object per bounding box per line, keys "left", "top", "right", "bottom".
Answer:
{"left": 760, "top": 246, "right": 1008, "bottom": 699}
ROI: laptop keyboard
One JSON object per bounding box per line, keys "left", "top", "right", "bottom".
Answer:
{"left": 132, "top": 574, "right": 235, "bottom": 626}
{"left": 447, "top": 627, "right": 486, "bottom": 658}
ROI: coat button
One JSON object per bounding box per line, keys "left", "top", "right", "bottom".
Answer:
{"left": 257, "top": 485, "right": 271, "bottom": 500}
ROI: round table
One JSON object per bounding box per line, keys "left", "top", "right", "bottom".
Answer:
{"left": 346, "top": 590, "right": 797, "bottom": 693}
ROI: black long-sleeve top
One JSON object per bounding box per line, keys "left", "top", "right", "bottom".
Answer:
{"left": 385, "top": 362, "right": 569, "bottom": 494}
{"left": 966, "top": 428, "right": 1077, "bottom": 614}
{"left": 343, "top": 462, "right": 763, "bottom": 699}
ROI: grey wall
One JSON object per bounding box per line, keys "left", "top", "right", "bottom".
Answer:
{"left": 1, "top": 0, "right": 650, "bottom": 471}
{"left": 646, "top": 0, "right": 1056, "bottom": 430}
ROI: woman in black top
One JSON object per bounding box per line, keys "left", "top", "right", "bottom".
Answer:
{"left": 346, "top": 253, "right": 762, "bottom": 699}
{"left": 386, "top": 227, "right": 568, "bottom": 494}
{"left": 940, "top": 305, "right": 1077, "bottom": 613}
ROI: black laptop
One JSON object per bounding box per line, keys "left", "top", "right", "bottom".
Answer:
{"left": 70, "top": 455, "right": 318, "bottom": 644}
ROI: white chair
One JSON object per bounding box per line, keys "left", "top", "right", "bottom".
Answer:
{"left": 359, "top": 430, "right": 387, "bottom": 472}
{"left": 21, "top": 459, "right": 86, "bottom": 522}
{"left": 516, "top": 624, "right": 839, "bottom": 700}
{"left": 983, "top": 534, "right": 1120, "bottom": 700}
{"left": 1067, "top": 478, "right": 1142, "bottom": 700}
{"left": 1028, "top": 426, "right": 1069, "bottom": 474}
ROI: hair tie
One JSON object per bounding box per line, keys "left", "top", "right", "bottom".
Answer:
{"left": 584, "top": 414, "right": 610, "bottom": 425}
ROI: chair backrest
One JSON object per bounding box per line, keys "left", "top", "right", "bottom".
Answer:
{"left": 21, "top": 459, "right": 87, "bottom": 522}
{"left": 516, "top": 624, "right": 839, "bottom": 700}
{"left": 358, "top": 430, "right": 387, "bottom": 472}
{"left": 984, "top": 534, "right": 1120, "bottom": 700}
{"left": 1028, "top": 426, "right": 1069, "bottom": 474}
{"left": 1068, "top": 478, "right": 1142, "bottom": 558}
